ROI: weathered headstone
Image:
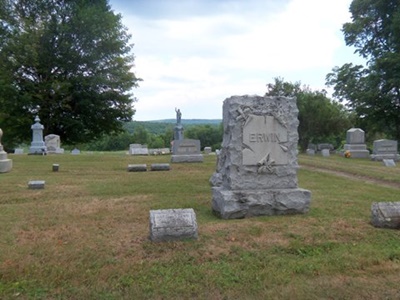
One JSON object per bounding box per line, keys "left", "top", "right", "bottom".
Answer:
{"left": 129, "top": 144, "right": 149, "bottom": 155}
{"left": 210, "top": 95, "right": 311, "bottom": 219}
{"left": 149, "top": 208, "right": 198, "bottom": 242}
{"left": 14, "top": 148, "right": 24, "bottom": 155}
{"left": 52, "top": 164, "right": 59, "bottom": 172}
{"left": 371, "top": 139, "right": 400, "bottom": 161}
{"left": 321, "top": 149, "right": 330, "bottom": 157}
{"left": 28, "top": 116, "right": 47, "bottom": 155}
{"left": 317, "top": 143, "right": 334, "bottom": 153}
{"left": 45, "top": 134, "right": 64, "bottom": 154}
{"left": 371, "top": 202, "right": 400, "bottom": 229}
{"left": 204, "top": 147, "right": 212, "bottom": 154}
{"left": 127, "top": 164, "right": 147, "bottom": 172}
{"left": 0, "top": 128, "right": 12, "bottom": 173}
{"left": 342, "top": 128, "right": 369, "bottom": 158}
{"left": 28, "top": 180, "right": 45, "bottom": 189}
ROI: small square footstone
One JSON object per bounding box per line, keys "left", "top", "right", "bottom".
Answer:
{"left": 371, "top": 202, "right": 400, "bottom": 229}
{"left": 127, "top": 164, "right": 147, "bottom": 172}
{"left": 28, "top": 180, "right": 45, "bottom": 189}
{"left": 150, "top": 163, "right": 170, "bottom": 171}
{"left": 149, "top": 208, "right": 198, "bottom": 242}
{"left": 383, "top": 159, "right": 396, "bottom": 167}
{"left": 52, "top": 164, "right": 59, "bottom": 172}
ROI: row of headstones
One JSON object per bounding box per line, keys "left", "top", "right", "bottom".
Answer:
{"left": 306, "top": 128, "right": 400, "bottom": 161}
{"left": 129, "top": 144, "right": 215, "bottom": 156}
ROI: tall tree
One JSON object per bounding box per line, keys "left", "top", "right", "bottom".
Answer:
{"left": 266, "top": 77, "right": 352, "bottom": 151}
{"left": 0, "top": 0, "right": 140, "bottom": 147}
{"left": 326, "top": 0, "right": 400, "bottom": 140}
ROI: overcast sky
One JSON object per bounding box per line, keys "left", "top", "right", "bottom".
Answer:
{"left": 109, "top": 0, "right": 364, "bottom": 121}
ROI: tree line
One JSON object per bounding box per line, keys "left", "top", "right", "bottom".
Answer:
{"left": 1, "top": 0, "right": 399, "bottom": 151}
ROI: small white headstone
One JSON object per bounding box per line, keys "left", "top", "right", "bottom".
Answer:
{"left": 383, "top": 159, "right": 396, "bottom": 167}
{"left": 14, "top": 148, "right": 24, "bottom": 154}
{"left": 28, "top": 180, "right": 45, "bottom": 189}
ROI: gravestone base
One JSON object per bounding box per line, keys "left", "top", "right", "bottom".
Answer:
{"left": 212, "top": 187, "right": 311, "bottom": 219}
{"left": 371, "top": 154, "right": 400, "bottom": 161}
{"left": 151, "top": 163, "right": 170, "bottom": 171}
{"left": 171, "top": 154, "right": 204, "bottom": 163}
{"left": 343, "top": 143, "right": 369, "bottom": 158}
{"left": 371, "top": 202, "right": 400, "bottom": 229}
{"left": 127, "top": 164, "right": 147, "bottom": 172}
{"left": 0, "top": 158, "right": 12, "bottom": 173}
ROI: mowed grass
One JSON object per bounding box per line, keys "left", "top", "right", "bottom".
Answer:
{"left": 1, "top": 153, "right": 400, "bottom": 299}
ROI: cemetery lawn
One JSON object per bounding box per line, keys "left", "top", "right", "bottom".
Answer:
{"left": 1, "top": 153, "right": 400, "bottom": 299}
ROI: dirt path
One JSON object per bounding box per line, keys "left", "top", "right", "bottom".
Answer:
{"left": 300, "top": 165, "right": 400, "bottom": 190}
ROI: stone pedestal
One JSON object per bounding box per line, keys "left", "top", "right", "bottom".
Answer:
{"left": 0, "top": 128, "right": 12, "bottom": 173}
{"left": 210, "top": 95, "right": 311, "bottom": 219}
{"left": 370, "top": 139, "right": 400, "bottom": 161}
{"left": 29, "top": 116, "right": 47, "bottom": 155}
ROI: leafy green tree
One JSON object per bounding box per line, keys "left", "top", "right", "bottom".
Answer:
{"left": 326, "top": 0, "right": 400, "bottom": 140}
{"left": 0, "top": 0, "right": 140, "bottom": 147}
{"left": 266, "top": 77, "right": 352, "bottom": 151}
{"left": 132, "top": 125, "right": 149, "bottom": 145}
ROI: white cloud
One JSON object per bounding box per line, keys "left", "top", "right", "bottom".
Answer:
{"left": 113, "top": 0, "right": 360, "bottom": 120}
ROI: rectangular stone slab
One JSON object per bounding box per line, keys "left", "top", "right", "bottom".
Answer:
{"left": 28, "top": 180, "right": 45, "bottom": 189}
{"left": 371, "top": 202, "right": 400, "bottom": 229}
{"left": 149, "top": 208, "right": 198, "bottom": 242}
{"left": 150, "top": 163, "right": 170, "bottom": 171}
{"left": 127, "top": 164, "right": 147, "bottom": 172}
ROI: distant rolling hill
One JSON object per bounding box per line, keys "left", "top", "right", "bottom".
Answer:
{"left": 124, "top": 119, "right": 222, "bottom": 135}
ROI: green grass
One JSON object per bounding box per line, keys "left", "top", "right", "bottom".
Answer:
{"left": 1, "top": 153, "right": 400, "bottom": 299}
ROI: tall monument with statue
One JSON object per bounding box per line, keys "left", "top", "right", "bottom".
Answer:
{"left": 171, "top": 108, "right": 203, "bottom": 163}
{"left": 0, "top": 128, "right": 13, "bottom": 173}
{"left": 210, "top": 95, "right": 311, "bottom": 219}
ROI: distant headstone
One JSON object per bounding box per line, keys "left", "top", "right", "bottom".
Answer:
{"left": 14, "top": 148, "right": 24, "bottom": 155}
{"left": 307, "top": 143, "right": 316, "bottom": 151}
{"left": 210, "top": 95, "right": 311, "bottom": 219}
{"left": 52, "top": 164, "right": 59, "bottom": 172}
{"left": 0, "top": 128, "right": 12, "bottom": 173}
{"left": 28, "top": 180, "right": 45, "bottom": 189}
{"left": 45, "top": 134, "right": 64, "bottom": 154}
{"left": 171, "top": 139, "right": 204, "bottom": 163}
{"left": 150, "top": 163, "right": 170, "bottom": 171}
{"left": 306, "top": 149, "right": 315, "bottom": 155}
{"left": 127, "top": 164, "right": 147, "bottom": 172}
{"left": 149, "top": 208, "right": 198, "bottom": 242}
{"left": 383, "top": 159, "right": 396, "bottom": 167}
{"left": 371, "top": 139, "right": 400, "bottom": 161}
{"left": 71, "top": 148, "right": 80, "bottom": 155}
{"left": 129, "top": 144, "right": 149, "bottom": 155}
{"left": 321, "top": 149, "right": 330, "bottom": 157}
{"left": 371, "top": 202, "right": 400, "bottom": 229}
{"left": 28, "top": 116, "right": 47, "bottom": 155}
{"left": 204, "top": 147, "right": 212, "bottom": 154}
{"left": 342, "top": 128, "right": 369, "bottom": 158}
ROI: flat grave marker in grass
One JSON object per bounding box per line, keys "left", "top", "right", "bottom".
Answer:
{"left": 149, "top": 208, "right": 198, "bottom": 242}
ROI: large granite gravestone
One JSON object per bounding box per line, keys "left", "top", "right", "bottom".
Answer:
{"left": 371, "top": 202, "right": 400, "bottom": 229}
{"left": 171, "top": 108, "right": 203, "bottom": 163}
{"left": 210, "top": 95, "right": 311, "bottom": 219}
{"left": 45, "top": 134, "right": 64, "bottom": 154}
{"left": 343, "top": 128, "right": 369, "bottom": 158}
{"left": 29, "top": 116, "right": 47, "bottom": 155}
{"left": 149, "top": 208, "right": 198, "bottom": 242}
{"left": 371, "top": 139, "right": 400, "bottom": 161}
{"left": 0, "top": 128, "right": 12, "bottom": 173}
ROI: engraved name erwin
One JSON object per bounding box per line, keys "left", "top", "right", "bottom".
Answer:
{"left": 249, "top": 133, "right": 281, "bottom": 143}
